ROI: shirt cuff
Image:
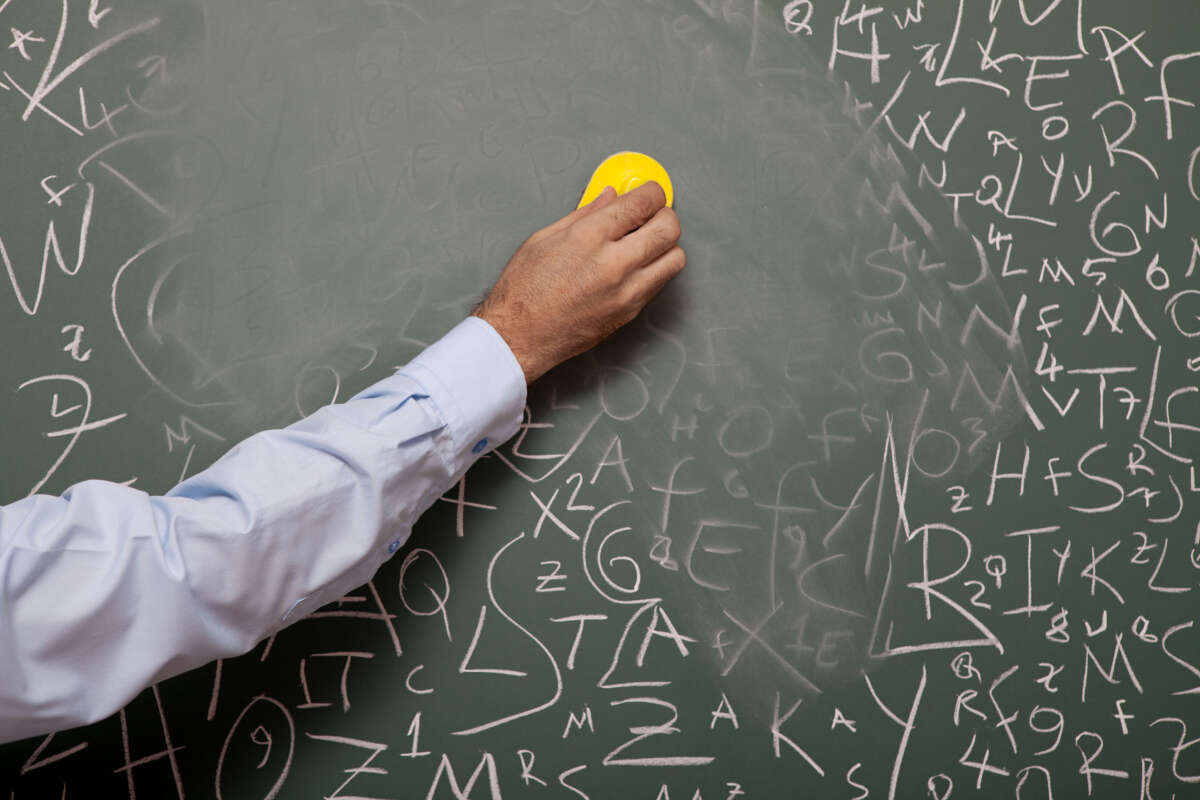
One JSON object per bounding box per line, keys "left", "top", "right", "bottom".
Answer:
{"left": 397, "top": 316, "right": 527, "bottom": 474}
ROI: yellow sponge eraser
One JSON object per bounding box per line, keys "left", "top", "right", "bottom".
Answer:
{"left": 578, "top": 151, "right": 673, "bottom": 208}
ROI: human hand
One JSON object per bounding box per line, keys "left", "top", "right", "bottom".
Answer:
{"left": 473, "top": 181, "right": 685, "bottom": 384}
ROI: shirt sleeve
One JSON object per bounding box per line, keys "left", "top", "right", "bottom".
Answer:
{"left": 0, "top": 315, "right": 526, "bottom": 745}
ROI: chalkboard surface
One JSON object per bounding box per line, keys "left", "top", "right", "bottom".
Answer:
{"left": 3, "top": 0, "right": 1200, "bottom": 797}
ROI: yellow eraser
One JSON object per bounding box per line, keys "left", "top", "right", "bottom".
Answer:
{"left": 578, "top": 151, "right": 673, "bottom": 208}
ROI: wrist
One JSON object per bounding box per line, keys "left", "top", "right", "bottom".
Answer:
{"left": 471, "top": 308, "right": 542, "bottom": 384}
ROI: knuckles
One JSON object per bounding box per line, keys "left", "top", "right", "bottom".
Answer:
{"left": 488, "top": 188, "right": 684, "bottom": 381}
{"left": 644, "top": 227, "right": 677, "bottom": 263}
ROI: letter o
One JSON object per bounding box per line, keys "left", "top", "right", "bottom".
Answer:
{"left": 1042, "top": 116, "right": 1069, "bottom": 140}
{"left": 717, "top": 405, "right": 773, "bottom": 457}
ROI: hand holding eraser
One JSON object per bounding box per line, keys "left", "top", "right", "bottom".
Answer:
{"left": 578, "top": 151, "right": 674, "bottom": 208}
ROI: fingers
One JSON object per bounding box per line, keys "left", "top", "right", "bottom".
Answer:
{"left": 613, "top": 205, "right": 681, "bottom": 268}
{"left": 540, "top": 185, "right": 618, "bottom": 238}
{"left": 625, "top": 245, "right": 687, "bottom": 307}
{"left": 582, "top": 183, "right": 618, "bottom": 210}
{"left": 586, "top": 181, "right": 668, "bottom": 240}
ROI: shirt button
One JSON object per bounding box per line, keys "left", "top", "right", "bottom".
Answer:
{"left": 472, "top": 438, "right": 488, "bottom": 454}
{"left": 388, "top": 539, "right": 401, "bottom": 554}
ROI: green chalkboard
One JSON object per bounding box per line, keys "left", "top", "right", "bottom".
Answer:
{"left": 4, "top": 0, "right": 1200, "bottom": 796}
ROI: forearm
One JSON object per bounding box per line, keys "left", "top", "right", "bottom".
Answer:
{"left": 0, "top": 317, "right": 525, "bottom": 744}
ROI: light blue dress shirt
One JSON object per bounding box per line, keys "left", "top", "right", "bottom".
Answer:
{"left": 0, "top": 316, "right": 526, "bottom": 744}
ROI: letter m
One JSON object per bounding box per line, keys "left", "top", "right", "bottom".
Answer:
{"left": 1082, "top": 633, "right": 1144, "bottom": 702}
{"left": 563, "top": 706, "right": 595, "bottom": 738}
{"left": 426, "top": 752, "right": 502, "bottom": 800}
{"left": 952, "top": 362, "right": 1046, "bottom": 431}
{"left": 1082, "top": 288, "right": 1157, "bottom": 340}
